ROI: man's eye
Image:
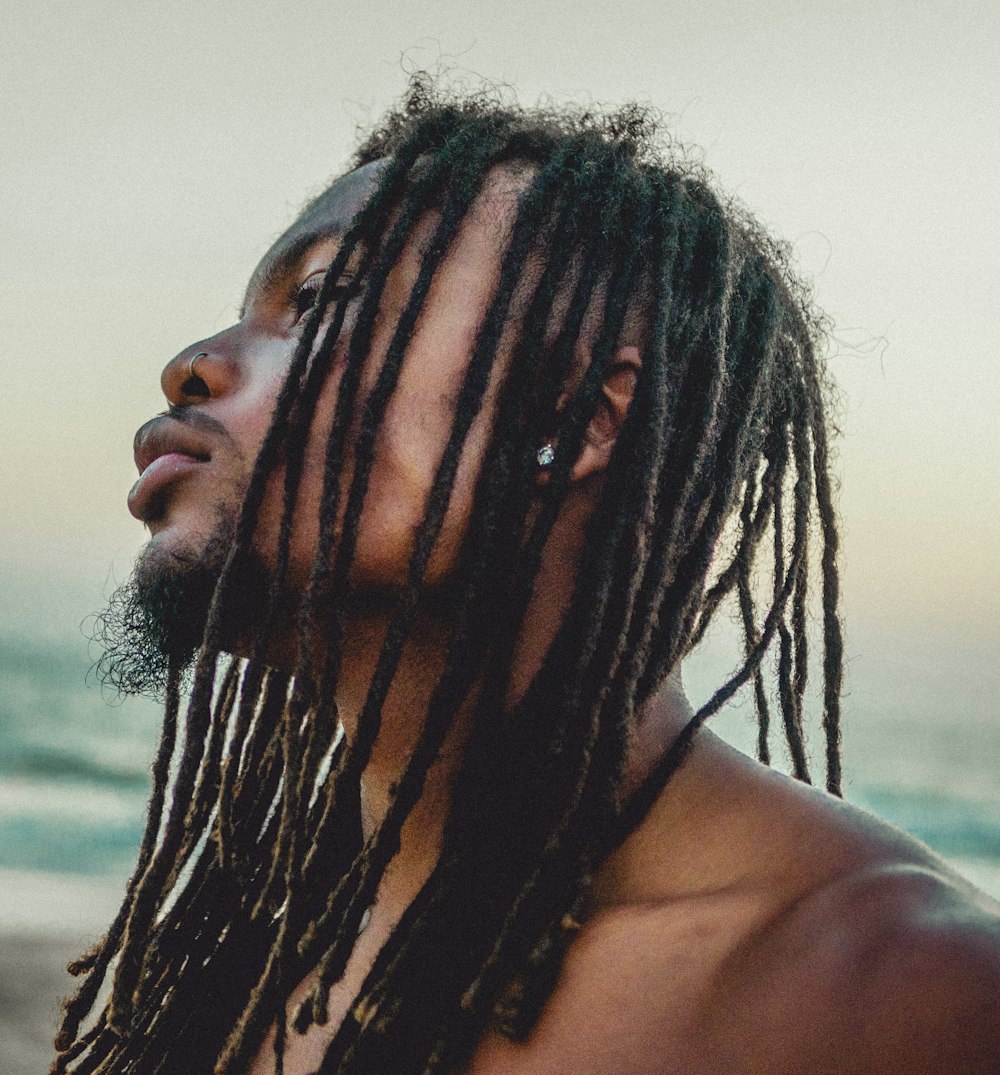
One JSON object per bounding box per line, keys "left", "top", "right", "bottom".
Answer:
{"left": 292, "top": 273, "right": 358, "bottom": 323}
{"left": 293, "top": 277, "right": 324, "bottom": 321}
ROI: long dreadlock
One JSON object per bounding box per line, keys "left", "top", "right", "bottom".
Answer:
{"left": 55, "top": 75, "right": 844, "bottom": 1075}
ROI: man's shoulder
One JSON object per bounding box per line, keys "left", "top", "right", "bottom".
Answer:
{"left": 847, "top": 860, "right": 997, "bottom": 1062}
{"left": 636, "top": 750, "right": 1000, "bottom": 1072}
{"left": 470, "top": 756, "right": 1000, "bottom": 1074}
{"left": 715, "top": 837, "right": 1000, "bottom": 1073}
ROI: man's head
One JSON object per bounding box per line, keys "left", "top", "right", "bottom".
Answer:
{"left": 68, "top": 78, "right": 843, "bottom": 1074}
{"left": 96, "top": 151, "right": 624, "bottom": 689}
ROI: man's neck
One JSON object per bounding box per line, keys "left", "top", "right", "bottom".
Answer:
{"left": 335, "top": 628, "right": 696, "bottom": 921}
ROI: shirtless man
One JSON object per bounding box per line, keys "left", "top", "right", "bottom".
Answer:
{"left": 59, "top": 83, "right": 1000, "bottom": 1074}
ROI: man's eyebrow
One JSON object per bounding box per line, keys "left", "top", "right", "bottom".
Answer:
{"left": 239, "top": 225, "right": 346, "bottom": 317}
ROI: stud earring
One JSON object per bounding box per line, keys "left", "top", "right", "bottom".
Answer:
{"left": 536, "top": 443, "right": 555, "bottom": 468}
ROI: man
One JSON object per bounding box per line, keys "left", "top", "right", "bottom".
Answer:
{"left": 57, "top": 82, "right": 999, "bottom": 1073}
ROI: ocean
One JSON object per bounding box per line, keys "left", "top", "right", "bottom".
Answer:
{"left": 1, "top": 627, "right": 999, "bottom": 938}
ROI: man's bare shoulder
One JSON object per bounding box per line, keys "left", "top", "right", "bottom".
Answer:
{"left": 471, "top": 744, "right": 1000, "bottom": 1074}
{"left": 711, "top": 853, "right": 999, "bottom": 1071}
{"left": 836, "top": 861, "right": 999, "bottom": 1066}
{"left": 686, "top": 749, "right": 1000, "bottom": 1074}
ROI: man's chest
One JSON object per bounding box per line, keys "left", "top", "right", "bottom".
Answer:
{"left": 248, "top": 897, "right": 781, "bottom": 1075}
{"left": 462, "top": 910, "right": 739, "bottom": 1075}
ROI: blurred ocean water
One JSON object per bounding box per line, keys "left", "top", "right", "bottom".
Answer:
{"left": 1, "top": 630, "right": 998, "bottom": 935}
{"left": 0, "top": 637, "right": 158, "bottom": 881}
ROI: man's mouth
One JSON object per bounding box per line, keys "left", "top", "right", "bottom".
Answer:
{"left": 128, "top": 415, "right": 213, "bottom": 523}
{"left": 128, "top": 452, "right": 205, "bottom": 522}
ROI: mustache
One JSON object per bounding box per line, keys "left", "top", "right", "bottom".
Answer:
{"left": 164, "top": 403, "right": 235, "bottom": 445}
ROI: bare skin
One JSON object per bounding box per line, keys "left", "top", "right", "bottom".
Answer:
{"left": 244, "top": 699, "right": 1000, "bottom": 1075}
{"left": 136, "top": 161, "right": 1000, "bottom": 1073}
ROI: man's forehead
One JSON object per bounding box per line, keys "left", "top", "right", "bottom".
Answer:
{"left": 244, "top": 161, "right": 385, "bottom": 308}
{"left": 242, "top": 157, "right": 535, "bottom": 314}
{"left": 289, "top": 159, "right": 387, "bottom": 241}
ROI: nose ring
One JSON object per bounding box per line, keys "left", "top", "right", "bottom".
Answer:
{"left": 188, "top": 351, "right": 208, "bottom": 382}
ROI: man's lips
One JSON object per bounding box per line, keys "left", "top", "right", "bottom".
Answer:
{"left": 128, "top": 414, "right": 213, "bottom": 522}
{"left": 128, "top": 452, "right": 204, "bottom": 521}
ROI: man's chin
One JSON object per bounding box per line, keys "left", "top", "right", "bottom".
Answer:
{"left": 91, "top": 530, "right": 265, "bottom": 698}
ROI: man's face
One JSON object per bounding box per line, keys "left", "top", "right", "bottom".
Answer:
{"left": 116, "top": 160, "right": 533, "bottom": 675}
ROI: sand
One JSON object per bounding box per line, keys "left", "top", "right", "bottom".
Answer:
{"left": 0, "top": 870, "right": 124, "bottom": 1075}
{"left": 1, "top": 932, "right": 83, "bottom": 1075}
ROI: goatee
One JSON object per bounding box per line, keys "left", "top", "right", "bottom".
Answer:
{"left": 90, "top": 532, "right": 236, "bottom": 696}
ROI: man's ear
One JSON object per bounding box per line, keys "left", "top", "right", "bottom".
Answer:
{"left": 570, "top": 344, "right": 641, "bottom": 482}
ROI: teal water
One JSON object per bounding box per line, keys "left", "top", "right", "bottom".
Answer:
{"left": 1, "top": 632, "right": 998, "bottom": 922}
{"left": 0, "top": 636, "right": 159, "bottom": 880}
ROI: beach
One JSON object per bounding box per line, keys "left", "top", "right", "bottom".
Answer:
{"left": 0, "top": 635, "right": 154, "bottom": 1073}
{"left": 0, "top": 872, "right": 125, "bottom": 1074}
{"left": 2, "top": 931, "right": 85, "bottom": 1075}
{"left": 2, "top": 631, "right": 998, "bottom": 1071}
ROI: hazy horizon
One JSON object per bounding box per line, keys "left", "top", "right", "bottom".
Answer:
{"left": 2, "top": 0, "right": 997, "bottom": 736}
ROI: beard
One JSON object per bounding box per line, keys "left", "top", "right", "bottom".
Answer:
{"left": 91, "top": 505, "right": 268, "bottom": 698}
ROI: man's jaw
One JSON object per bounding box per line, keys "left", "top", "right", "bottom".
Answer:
{"left": 91, "top": 515, "right": 247, "bottom": 697}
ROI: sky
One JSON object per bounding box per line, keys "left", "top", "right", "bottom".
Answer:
{"left": 1, "top": 0, "right": 997, "bottom": 735}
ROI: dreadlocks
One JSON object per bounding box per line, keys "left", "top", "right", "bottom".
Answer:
{"left": 56, "top": 75, "right": 843, "bottom": 1074}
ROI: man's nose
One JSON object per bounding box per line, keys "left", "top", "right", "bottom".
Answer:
{"left": 161, "top": 342, "right": 236, "bottom": 404}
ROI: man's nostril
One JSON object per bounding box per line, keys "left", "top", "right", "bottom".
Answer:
{"left": 182, "top": 373, "right": 211, "bottom": 398}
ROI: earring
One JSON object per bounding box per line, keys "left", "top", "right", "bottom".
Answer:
{"left": 536, "top": 443, "right": 555, "bottom": 468}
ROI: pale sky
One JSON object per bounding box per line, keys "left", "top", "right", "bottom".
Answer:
{"left": 1, "top": 0, "right": 997, "bottom": 730}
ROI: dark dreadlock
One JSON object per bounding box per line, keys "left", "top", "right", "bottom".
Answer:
{"left": 55, "top": 74, "right": 844, "bottom": 1075}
